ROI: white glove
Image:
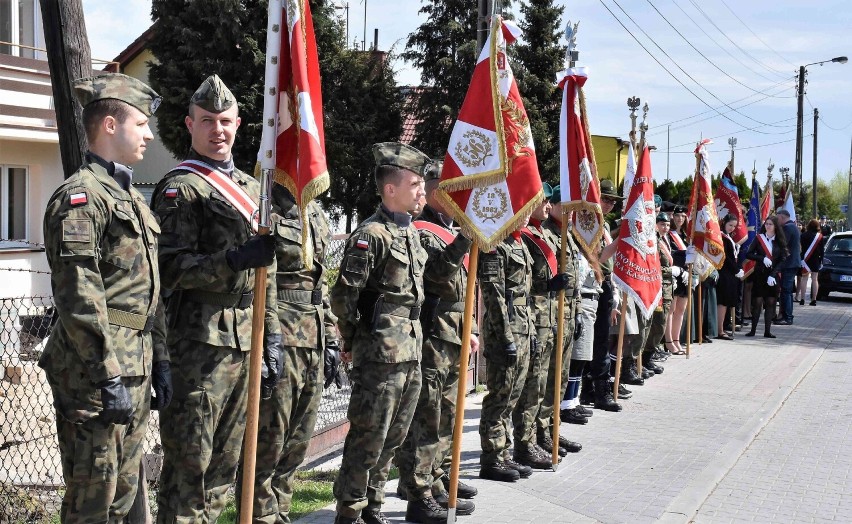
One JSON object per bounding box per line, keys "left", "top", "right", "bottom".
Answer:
{"left": 692, "top": 275, "right": 700, "bottom": 289}
{"left": 671, "top": 266, "right": 682, "bottom": 278}
{"left": 685, "top": 245, "right": 696, "bottom": 264}
{"left": 680, "top": 271, "right": 690, "bottom": 284}
{"left": 767, "top": 276, "right": 776, "bottom": 286}
{"left": 735, "top": 269, "right": 745, "bottom": 279}
{"left": 763, "top": 256, "right": 772, "bottom": 268}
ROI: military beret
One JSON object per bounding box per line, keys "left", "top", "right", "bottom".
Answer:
{"left": 541, "top": 182, "right": 553, "bottom": 200}
{"left": 661, "top": 201, "right": 675, "bottom": 213}
{"left": 654, "top": 194, "right": 663, "bottom": 207}
{"left": 673, "top": 205, "right": 687, "bottom": 215}
{"left": 372, "top": 142, "right": 433, "bottom": 177}
{"left": 191, "top": 74, "right": 236, "bottom": 113}
{"left": 600, "top": 179, "right": 624, "bottom": 200}
{"left": 73, "top": 73, "right": 161, "bottom": 117}
{"left": 657, "top": 212, "right": 671, "bottom": 223}
{"left": 550, "top": 185, "right": 561, "bottom": 203}
{"left": 424, "top": 160, "right": 443, "bottom": 182}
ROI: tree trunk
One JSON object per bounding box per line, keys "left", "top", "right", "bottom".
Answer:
{"left": 39, "top": 0, "right": 91, "bottom": 178}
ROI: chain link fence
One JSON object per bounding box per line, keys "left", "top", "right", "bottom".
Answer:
{"left": 0, "top": 235, "right": 353, "bottom": 521}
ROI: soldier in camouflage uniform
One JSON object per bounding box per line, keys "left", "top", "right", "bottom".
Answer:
{"left": 331, "top": 143, "right": 428, "bottom": 524}
{"left": 40, "top": 73, "right": 172, "bottom": 522}
{"left": 152, "top": 75, "right": 282, "bottom": 524}
{"left": 235, "top": 182, "right": 339, "bottom": 523}
{"left": 514, "top": 183, "right": 573, "bottom": 469}
{"left": 641, "top": 213, "right": 675, "bottom": 374}
{"left": 395, "top": 162, "right": 478, "bottom": 523}
{"left": 534, "top": 187, "right": 583, "bottom": 455}
{"left": 478, "top": 220, "right": 536, "bottom": 482}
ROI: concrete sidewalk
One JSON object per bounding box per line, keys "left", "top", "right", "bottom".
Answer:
{"left": 295, "top": 297, "right": 852, "bottom": 524}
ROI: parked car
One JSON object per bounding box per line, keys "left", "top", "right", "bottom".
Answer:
{"left": 818, "top": 232, "right": 852, "bottom": 299}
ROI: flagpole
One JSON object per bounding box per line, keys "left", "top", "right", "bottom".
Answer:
{"left": 551, "top": 217, "right": 568, "bottom": 470}
{"left": 240, "top": 2, "right": 282, "bottom": 521}
{"left": 612, "top": 292, "right": 628, "bottom": 400}
{"left": 685, "top": 145, "right": 701, "bottom": 359}
{"left": 447, "top": 244, "right": 480, "bottom": 522}
{"left": 697, "top": 281, "right": 703, "bottom": 345}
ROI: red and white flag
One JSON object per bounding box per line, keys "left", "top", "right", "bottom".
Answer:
{"left": 760, "top": 175, "right": 774, "bottom": 223}
{"left": 437, "top": 16, "right": 543, "bottom": 251}
{"left": 558, "top": 67, "right": 604, "bottom": 254}
{"left": 781, "top": 188, "right": 797, "bottom": 223}
{"left": 686, "top": 139, "right": 725, "bottom": 269}
{"left": 612, "top": 146, "right": 662, "bottom": 320}
{"left": 714, "top": 162, "right": 747, "bottom": 244}
{"left": 441, "top": 17, "right": 529, "bottom": 192}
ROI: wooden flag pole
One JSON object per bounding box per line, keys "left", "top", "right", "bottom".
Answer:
{"left": 551, "top": 217, "right": 570, "bottom": 469}
{"left": 447, "top": 244, "right": 480, "bottom": 522}
{"left": 731, "top": 307, "right": 736, "bottom": 339}
{"left": 685, "top": 264, "right": 693, "bottom": 358}
{"left": 612, "top": 292, "right": 628, "bottom": 400}
{"left": 697, "top": 281, "right": 703, "bottom": 345}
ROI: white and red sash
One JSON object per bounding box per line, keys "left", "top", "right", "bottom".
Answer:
{"left": 669, "top": 230, "right": 687, "bottom": 251}
{"left": 659, "top": 234, "right": 673, "bottom": 266}
{"left": 175, "top": 159, "right": 259, "bottom": 233}
{"left": 413, "top": 220, "right": 469, "bottom": 271}
{"left": 801, "top": 232, "right": 824, "bottom": 273}
{"left": 520, "top": 227, "right": 558, "bottom": 276}
{"left": 757, "top": 234, "right": 773, "bottom": 263}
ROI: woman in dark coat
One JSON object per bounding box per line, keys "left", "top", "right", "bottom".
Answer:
{"left": 745, "top": 216, "right": 788, "bottom": 338}
{"left": 716, "top": 214, "right": 744, "bottom": 339}
{"left": 797, "top": 219, "right": 824, "bottom": 306}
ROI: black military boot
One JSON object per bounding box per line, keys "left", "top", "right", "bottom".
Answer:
{"left": 503, "top": 457, "right": 533, "bottom": 478}
{"left": 575, "top": 404, "right": 594, "bottom": 417}
{"left": 593, "top": 379, "right": 622, "bottom": 412}
{"left": 557, "top": 434, "right": 582, "bottom": 453}
{"left": 479, "top": 461, "right": 520, "bottom": 482}
{"left": 334, "top": 516, "right": 364, "bottom": 524}
{"left": 513, "top": 442, "right": 553, "bottom": 470}
{"left": 438, "top": 472, "right": 478, "bottom": 499}
{"left": 579, "top": 375, "right": 595, "bottom": 405}
{"left": 537, "top": 428, "right": 568, "bottom": 457}
{"left": 639, "top": 363, "right": 654, "bottom": 379}
{"left": 642, "top": 355, "right": 664, "bottom": 374}
{"left": 560, "top": 407, "right": 589, "bottom": 425}
{"left": 405, "top": 496, "right": 449, "bottom": 524}
{"left": 396, "top": 482, "right": 410, "bottom": 501}
{"left": 621, "top": 364, "right": 644, "bottom": 386}
{"left": 618, "top": 383, "right": 633, "bottom": 398}
{"left": 361, "top": 508, "right": 391, "bottom": 524}
{"left": 433, "top": 491, "right": 476, "bottom": 515}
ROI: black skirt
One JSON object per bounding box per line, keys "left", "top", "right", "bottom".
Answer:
{"left": 717, "top": 270, "right": 739, "bottom": 306}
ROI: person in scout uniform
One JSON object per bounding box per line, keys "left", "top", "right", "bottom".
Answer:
{"left": 396, "top": 160, "right": 478, "bottom": 523}
{"left": 534, "top": 186, "right": 583, "bottom": 455}
{"left": 478, "top": 215, "right": 537, "bottom": 483}
{"left": 235, "top": 181, "right": 340, "bottom": 523}
{"left": 642, "top": 213, "right": 678, "bottom": 371}
{"left": 40, "top": 72, "right": 171, "bottom": 522}
{"left": 331, "top": 142, "right": 428, "bottom": 524}
{"left": 514, "top": 182, "right": 573, "bottom": 470}
{"left": 151, "top": 74, "right": 282, "bottom": 523}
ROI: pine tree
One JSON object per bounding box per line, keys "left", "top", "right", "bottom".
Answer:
{"left": 514, "top": 0, "right": 565, "bottom": 182}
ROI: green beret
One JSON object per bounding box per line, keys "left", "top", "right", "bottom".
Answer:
{"left": 600, "top": 179, "right": 624, "bottom": 200}
{"left": 542, "top": 182, "right": 553, "bottom": 200}
{"left": 654, "top": 194, "right": 663, "bottom": 207}
{"left": 424, "top": 160, "right": 443, "bottom": 182}
{"left": 372, "top": 142, "right": 433, "bottom": 177}
{"left": 191, "top": 74, "right": 236, "bottom": 113}
{"left": 73, "top": 73, "right": 161, "bottom": 117}
{"left": 549, "top": 185, "right": 561, "bottom": 203}
{"left": 657, "top": 212, "right": 670, "bottom": 223}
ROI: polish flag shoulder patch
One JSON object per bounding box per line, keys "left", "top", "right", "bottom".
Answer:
{"left": 355, "top": 239, "right": 369, "bottom": 251}
{"left": 164, "top": 188, "right": 179, "bottom": 199}
{"left": 69, "top": 191, "right": 88, "bottom": 206}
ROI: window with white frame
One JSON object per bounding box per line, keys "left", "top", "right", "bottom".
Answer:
{"left": 0, "top": 165, "right": 29, "bottom": 248}
{"left": 0, "top": 0, "right": 45, "bottom": 59}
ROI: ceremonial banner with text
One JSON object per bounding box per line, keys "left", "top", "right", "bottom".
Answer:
{"left": 687, "top": 140, "right": 725, "bottom": 269}
{"left": 760, "top": 177, "right": 774, "bottom": 223}
{"left": 714, "top": 163, "right": 747, "bottom": 243}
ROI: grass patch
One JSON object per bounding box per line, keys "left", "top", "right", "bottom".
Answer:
{"left": 218, "top": 469, "right": 339, "bottom": 523}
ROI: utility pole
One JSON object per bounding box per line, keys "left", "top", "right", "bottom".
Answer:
{"left": 728, "top": 136, "right": 737, "bottom": 173}
{"left": 477, "top": 0, "right": 494, "bottom": 53}
{"left": 795, "top": 65, "right": 806, "bottom": 199}
{"left": 39, "top": 0, "right": 91, "bottom": 178}
{"left": 812, "top": 108, "right": 818, "bottom": 219}
{"left": 666, "top": 124, "right": 670, "bottom": 181}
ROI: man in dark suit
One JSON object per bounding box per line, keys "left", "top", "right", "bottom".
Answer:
{"left": 776, "top": 209, "right": 800, "bottom": 325}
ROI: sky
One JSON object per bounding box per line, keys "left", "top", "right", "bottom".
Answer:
{"left": 83, "top": 0, "right": 852, "bottom": 195}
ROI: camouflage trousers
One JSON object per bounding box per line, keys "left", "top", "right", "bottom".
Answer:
{"left": 54, "top": 376, "right": 149, "bottom": 524}
{"left": 334, "top": 360, "right": 421, "bottom": 518}
{"left": 512, "top": 323, "right": 553, "bottom": 446}
{"left": 236, "top": 345, "right": 323, "bottom": 523}
{"left": 479, "top": 332, "right": 530, "bottom": 465}
{"left": 157, "top": 341, "right": 249, "bottom": 524}
{"left": 643, "top": 299, "right": 672, "bottom": 355}
{"left": 536, "top": 302, "right": 576, "bottom": 434}
{"left": 611, "top": 310, "right": 652, "bottom": 367}
{"left": 396, "top": 336, "right": 461, "bottom": 499}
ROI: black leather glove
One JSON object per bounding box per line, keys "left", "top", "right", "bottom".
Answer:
{"left": 505, "top": 342, "right": 518, "bottom": 365}
{"left": 98, "top": 376, "right": 133, "bottom": 425}
{"left": 323, "top": 340, "right": 343, "bottom": 389}
{"left": 150, "top": 360, "right": 173, "bottom": 411}
{"left": 530, "top": 336, "right": 539, "bottom": 357}
{"left": 225, "top": 234, "right": 276, "bottom": 272}
{"left": 574, "top": 316, "right": 584, "bottom": 341}
{"left": 547, "top": 273, "right": 571, "bottom": 292}
{"left": 261, "top": 333, "right": 284, "bottom": 399}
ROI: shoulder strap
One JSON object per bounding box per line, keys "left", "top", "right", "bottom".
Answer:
{"left": 173, "top": 159, "right": 259, "bottom": 233}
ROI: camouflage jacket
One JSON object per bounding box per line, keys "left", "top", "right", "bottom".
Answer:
{"left": 270, "top": 184, "right": 337, "bottom": 349}
{"left": 658, "top": 232, "right": 673, "bottom": 302}
{"left": 478, "top": 235, "right": 534, "bottom": 348}
{"left": 416, "top": 205, "right": 474, "bottom": 346}
{"left": 151, "top": 150, "right": 279, "bottom": 350}
{"left": 331, "top": 205, "right": 427, "bottom": 366}
{"left": 40, "top": 156, "right": 167, "bottom": 421}
{"left": 522, "top": 221, "right": 559, "bottom": 329}
{"left": 542, "top": 217, "right": 581, "bottom": 313}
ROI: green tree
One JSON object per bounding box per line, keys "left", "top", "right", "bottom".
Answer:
{"left": 514, "top": 0, "right": 565, "bottom": 182}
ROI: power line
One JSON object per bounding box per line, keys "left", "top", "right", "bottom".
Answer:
{"left": 805, "top": 95, "right": 852, "bottom": 131}
{"left": 716, "top": 0, "right": 798, "bottom": 70}
{"left": 645, "top": 0, "right": 788, "bottom": 97}
{"left": 660, "top": 135, "right": 808, "bottom": 154}
{"left": 685, "top": 0, "right": 790, "bottom": 79}
{"left": 608, "top": 0, "right": 788, "bottom": 131}
{"left": 660, "top": 114, "right": 808, "bottom": 153}
{"left": 670, "top": 0, "right": 784, "bottom": 83}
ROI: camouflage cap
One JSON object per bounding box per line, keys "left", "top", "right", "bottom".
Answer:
{"left": 372, "top": 142, "right": 433, "bottom": 178}
{"left": 424, "top": 160, "right": 443, "bottom": 181}
{"left": 190, "top": 74, "right": 236, "bottom": 113}
{"left": 73, "top": 73, "right": 161, "bottom": 117}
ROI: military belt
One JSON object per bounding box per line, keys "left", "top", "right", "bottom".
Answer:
{"left": 278, "top": 288, "right": 323, "bottom": 305}
{"left": 183, "top": 289, "right": 254, "bottom": 309}
{"left": 107, "top": 308, "right": 155, "bottom": 333}
{"left": 581, "top": 293, "right": 599, "bottom": 300}
{"left": 380, "top": 302, "right": 422, "bottom": 320}
{"left": 436, "top": 301, "right": 465, "bottom": 313}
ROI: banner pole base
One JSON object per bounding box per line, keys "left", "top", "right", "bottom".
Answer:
{"left": 447, "top": 508, "right": 457, "bottom": 522}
